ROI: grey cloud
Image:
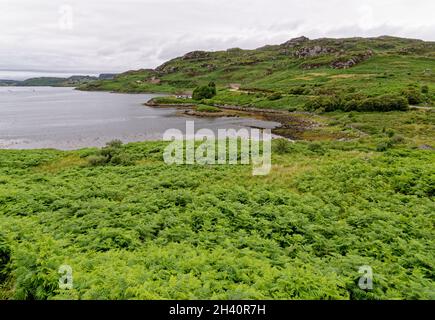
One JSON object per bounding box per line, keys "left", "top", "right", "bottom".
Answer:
{"left": 1, "top": 0, "right": 434, "bottom": 78}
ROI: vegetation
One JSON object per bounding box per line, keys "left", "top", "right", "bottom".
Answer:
{"left": 79, "top": 36, "right": 435, "bottom": 111}
{"left": 304, "top": 94, "right": 409, "bottom": 112}
{"left": 192, "top": 82, "right": 217, "bottom": 100}
{"left": 85, "top": 140, "right": 133, "bottom": 166}
{"left": 0, "top": 108, "right": 433, "bottom": 300}
{"left": 195, "top": 105, "right": 221, "bottom": 113}
{"left": 0, "top": 35, "right": 434, "bottom": 300}
{"left": 0, "top": 233, "right": 11, "bottom": 283}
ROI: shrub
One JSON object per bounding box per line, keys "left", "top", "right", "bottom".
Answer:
{"left": 87, "top": 155, "right": 108, "bottom": 166}
{"left": 421, "top": 85, "right": 429, "bottom": 94}
{"left": 308, "top": 142, "right": 326, "bottom": 154}
{"left": 208, "top": 82, "right": 217, "bottom": 95}
{"left": 343, "top": 99, "right": 360, "bottom": 112}
{"left": 106, "top": 139, "right": 123, "bottom": 149}
{"left": 196, "top": 105, "right": 221, "bottom": 113}
{"left": 289, "top": 86, "right": 307, "bottom": 95}
{"left": 401, "top": 88, "right": 424, "bottom": 105}
{"left": 305, "top": 94, "right": 408, "bottom": 112}
{"left": 268, "top": 93, "right": 283, "bottom": 101}
{"left": 111, "top": 154, "right": 134, "bottom": 166}
{"left": 193, "top": 83, "right": 217, "bottom": 100}
{"left": 87, "top": 140, "right": 133, "bottom": 166}
{"left": 376, "top": 140, "right": 393, "bottom": 152}
{"left": 390, "top": 134, "right": 405, "bottom": 144}
{"left": 304, "top": 96, "right": 341, "bottom": 112}
{"left": 358, "top": 95, "right": 409, "bottom": 112}
{"left": 273, "top": 139, "right": 292, "bottom": 154}
{"left": 386, "top": 129, "right": 395, "bottom": 137}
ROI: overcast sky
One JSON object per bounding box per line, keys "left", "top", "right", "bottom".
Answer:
{"left": 1, "top": 0, "right": 434, "bottom": 79}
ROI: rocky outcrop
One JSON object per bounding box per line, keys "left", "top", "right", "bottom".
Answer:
{"left": 330, "top": 50, "right": 374, "bottom": 69}
{"left": 155, "top": 62, "right": 179, "bottom": 74}
{"left": 281, "top": 36, "right": 309, "bottom": 48}
{"left": 182, "top": 50, "right": 210, "bottom": 60}
{"left": 294, "top": 46, "right": 336, "bottom": 58}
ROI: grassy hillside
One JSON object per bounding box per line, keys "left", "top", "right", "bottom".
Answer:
{"left": 0, "top": 109, "right": 433, "bottom": 300}
{"left": 79, "top": 36, "right": 435, "bottom": 110}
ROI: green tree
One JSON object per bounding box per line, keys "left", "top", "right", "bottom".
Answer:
{"left": 193, "top": 83, "right": 217, "bottom": 100}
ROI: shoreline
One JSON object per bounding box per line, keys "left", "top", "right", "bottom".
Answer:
{"left": 144, "top": 99, "right": 321, "bottom": 140}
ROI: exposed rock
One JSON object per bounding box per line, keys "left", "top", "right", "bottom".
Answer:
{"left": 182, "top": 50, "right": 210, "bottom": 60}
{"left": 64, "top": 76, "right": 98, "bottom": 85}
{"left": 229, "top": 83, "right": 241, "bottom": 90}
{"left": 330, "top": 50, "right": 373, "bottom": 69}
{"left": 418, "top": 144, "right": 434, "bottom": 150}
{"left": 294, "top": 46, "right": 336, "bottom": 58}
{"left": 155, "top": 62, "right": 179, "bottom": 74}
{"left": 148, "top": 76, "right": 161, "bottom": 84}
{"left": 281, "top": 36, "right": 309, "bottom": 48}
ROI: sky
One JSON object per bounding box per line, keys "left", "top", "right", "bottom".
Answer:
{"left": 1, "top": 0, "right": 434, "bottom": 79}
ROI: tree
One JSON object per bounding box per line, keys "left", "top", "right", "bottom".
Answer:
{"left": 193, "top": 83, "right": 217, "bottom": 100}
{"left": 208, "top": 82, "right": 217, "bottom": 95}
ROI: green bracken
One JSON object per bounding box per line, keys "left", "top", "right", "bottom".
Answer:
{"left": 0, "top": 108, "right": 434, "bottom": 300}
{"left": 1, "top": 35, "right": 434, "bottom": 300}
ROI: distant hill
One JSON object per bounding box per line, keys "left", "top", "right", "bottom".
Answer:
{"left": 98, "top": 73, "right": 118, "bottom": 80}
{"left": 0, "top": 79, "right": 20, "bottom": 86}
{"left": 78, "top": 35, "right": 435, "bottom": 110}
{"left": 0, "top": 75, "right": 99, "bottom": 87}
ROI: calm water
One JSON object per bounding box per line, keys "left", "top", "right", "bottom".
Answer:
{"left": 0, "top": 87, "right": 280, "bottom": 149}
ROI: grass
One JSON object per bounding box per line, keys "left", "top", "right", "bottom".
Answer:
{"left": 196, "top": 105, "right": 221, "bottom": 113}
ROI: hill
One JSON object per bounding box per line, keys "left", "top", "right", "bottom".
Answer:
{"left": 79, "top": 36, "right": 435, "bottom": 111}
{"left": 0, "top": 75, "right": 98, "bottom": 87}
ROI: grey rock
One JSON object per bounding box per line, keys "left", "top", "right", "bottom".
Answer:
{"left": 281, "top": 36, "right": 309, "bottom": 48}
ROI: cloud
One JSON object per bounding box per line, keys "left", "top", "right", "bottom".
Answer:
{"left": 1, "top": 0, "right": 434, "bottom": 77}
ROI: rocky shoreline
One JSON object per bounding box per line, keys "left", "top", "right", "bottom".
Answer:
{"left": 144, "top": 99, "right": 322, "bottom": 139}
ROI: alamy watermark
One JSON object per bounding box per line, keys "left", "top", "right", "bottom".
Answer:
{"left": 58, "top": 5, "right": 74, "bottom": 31}
{"left": 163, "top": 121, "right": 272, "bottom": 175}
{"left": 58, "top": 264, "right": 73, "bottom": 290}
{"left": 358, "top": 265, "right": 373, "bottom": 290}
